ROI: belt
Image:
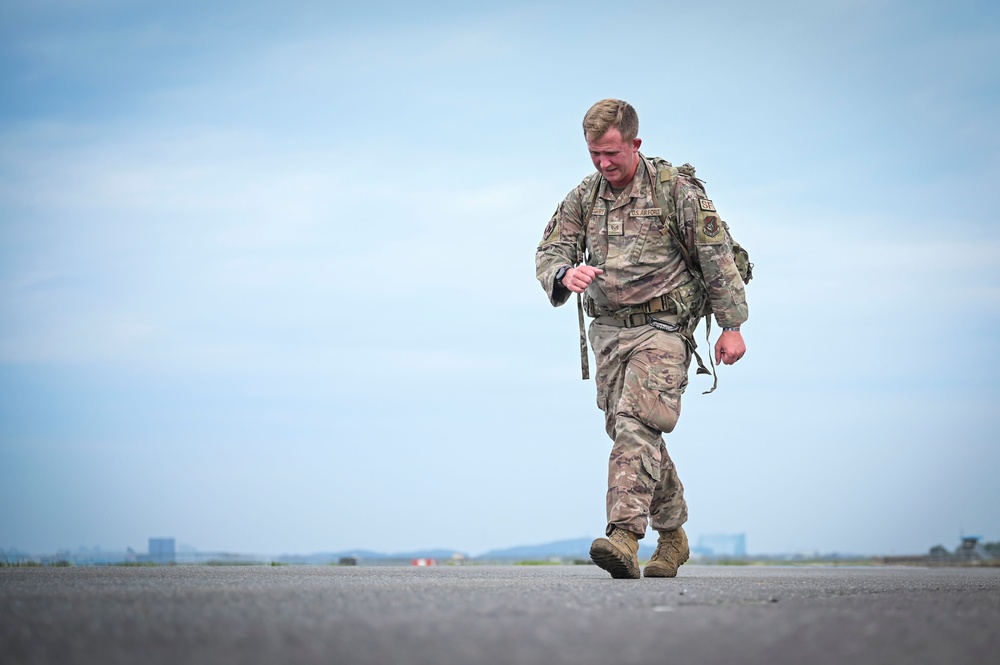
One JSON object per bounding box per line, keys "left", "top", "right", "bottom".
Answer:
{"left": 591, "top": 293, "right": 680, "bottom": 328}
{"left": 594, "top": 312, "right": 650, "bottom": 328}
{"left": 594, "top": 312, "right": 684, "bottom": 332}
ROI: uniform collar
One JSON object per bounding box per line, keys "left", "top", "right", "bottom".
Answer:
{"left": 597, "top": 152, "right": 655, "bottom": 208}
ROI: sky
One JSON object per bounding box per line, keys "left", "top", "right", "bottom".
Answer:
{"left": 1, "top": 0, "right": 998, "bottom": 558}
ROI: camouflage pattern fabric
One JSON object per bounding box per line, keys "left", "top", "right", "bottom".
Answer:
{"left": 535, "top": 153, "right": 747, "bottom": 539}
{"left": 589, "top": 321, "right": 689, "bottom": 536}
{"left": 535, "top": 154, "right": 747, "bottom": 329}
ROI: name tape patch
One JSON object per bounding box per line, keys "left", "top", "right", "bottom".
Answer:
{"left": 629, "top": 208, "right": 662, "bottom": 217}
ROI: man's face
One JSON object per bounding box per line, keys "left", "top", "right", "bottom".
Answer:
{"left": 587, "top": 128, "right": 641, "bottom": 188}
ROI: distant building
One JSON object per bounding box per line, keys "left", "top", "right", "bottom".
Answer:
{"left": 149, "top": 538, "right": 176, "bottom": 564}
{"left": 957, "top": 536, "right": 991, "bottom": 561}
{"left": 697, "top": 534, "right": 747, "bottom": 558}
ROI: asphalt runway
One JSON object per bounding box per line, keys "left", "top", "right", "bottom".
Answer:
{"left": 2, "top": 564, "right": 998, "bottom": 665}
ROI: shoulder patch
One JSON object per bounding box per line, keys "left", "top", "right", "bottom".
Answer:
{"left": 541, "top": 217, "right": 558, "bottom": 243}
{"left": 703, "top": 215, "right": 720, "bottom": 237}
{"left": 695, "top": 196, "right": 726, "bottom": 245}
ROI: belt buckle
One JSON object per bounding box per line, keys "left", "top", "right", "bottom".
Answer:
{"left": 625, "top": 312, "right": 647, "bottom": 328}
{"left": 646, "top": 297, "right": 665, "bottom": 314}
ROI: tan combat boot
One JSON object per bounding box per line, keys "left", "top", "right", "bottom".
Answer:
{"left": 590, "top": 527, "right": 640, "bottom": 579}
{"left": 643, "top": 527, "right": 689, "bottom": 578}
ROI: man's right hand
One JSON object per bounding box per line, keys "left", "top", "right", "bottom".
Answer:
{"left": 561, "top": 266, "right": 604, "bottom": 294}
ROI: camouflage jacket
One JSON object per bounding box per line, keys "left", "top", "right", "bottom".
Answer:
{"left": 535, "top": 153, "right": 748, "bottom": 329}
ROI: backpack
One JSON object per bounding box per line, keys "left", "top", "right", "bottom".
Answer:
{"left": 651, "top": 160, "right": 753, "bottom": 306}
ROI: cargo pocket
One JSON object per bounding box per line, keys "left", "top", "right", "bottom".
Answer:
{"left": 641, "top": 366, "right": 684, "bottom": 433}
{"left": 645, "top": 364, "right": 688, "bottom": 394}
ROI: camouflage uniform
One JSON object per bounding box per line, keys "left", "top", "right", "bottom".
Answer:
{"left": 535, "top": 154, "right": 748, "bottom": 539}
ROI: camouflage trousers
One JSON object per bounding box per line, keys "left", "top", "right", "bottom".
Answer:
{"left": 588, "top": 319, "right": 691, "bottom": 538}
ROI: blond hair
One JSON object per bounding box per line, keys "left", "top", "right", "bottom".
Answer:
{"left": 582, "top": 99, "right": 639, "bottom": 143}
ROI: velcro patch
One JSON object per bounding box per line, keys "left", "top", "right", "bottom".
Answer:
{"left": 629, "top": 208, "right": 662, "bottom": 217}
{"left": 696, "top": 210, "right": 725, "bottom": 245}
{"left": 608, "top": 220, "right": 623, "bottom": 236}
{"left": 698, "top": 198, "right": 716, "bottom": 212}
{"left": 592, "top": 207, "right": 606, "bottom": 216}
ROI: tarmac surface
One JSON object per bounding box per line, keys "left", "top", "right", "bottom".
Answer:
{"left": 2, "top": 564, "right": 999, "bottom": 665}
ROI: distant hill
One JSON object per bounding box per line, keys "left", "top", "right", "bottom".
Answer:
{"left": 479, "top": 538, "right": 593, "bottom": 561}
{"left": 273, "top": 538, "right": 663, "bottom": 565}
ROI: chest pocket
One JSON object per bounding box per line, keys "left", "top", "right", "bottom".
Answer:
{"left": 628, "top": 213, "right": 671, "bottom": 265}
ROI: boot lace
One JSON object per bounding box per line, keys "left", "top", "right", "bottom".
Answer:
{"left": 653, "top": 535, "right": 680, "bottom": 562}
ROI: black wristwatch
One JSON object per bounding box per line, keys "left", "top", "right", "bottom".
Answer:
{"left": 554, "top": 266, "right": 569, "bottom": 288}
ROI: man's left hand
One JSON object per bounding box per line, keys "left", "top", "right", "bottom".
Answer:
{"left": 715, "top": 330, "right": 746, "bottom": 365}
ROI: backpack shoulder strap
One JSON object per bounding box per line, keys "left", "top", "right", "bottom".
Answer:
{"left": 648, "top": 159, "right": 710, "bottom": 285}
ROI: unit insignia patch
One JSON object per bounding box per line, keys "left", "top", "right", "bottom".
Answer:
{"left": 542, "top": 218, "right": 557, "bottom": 241}
{"left": 703, "top": 215, "right": 720, "bottom": 237}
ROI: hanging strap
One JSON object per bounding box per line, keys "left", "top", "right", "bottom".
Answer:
{"left": 698, "top": 316, "right": 718, "bottom": 394}
{"left": 576, "top": 293, "right": 589, "bottom": 380}
{"left": 575, "top": 180, "right": 602, "bottom": 380}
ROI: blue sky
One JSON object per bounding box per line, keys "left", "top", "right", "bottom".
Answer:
{"left": 2, "top": 0, "right": 998, "bottom": 557}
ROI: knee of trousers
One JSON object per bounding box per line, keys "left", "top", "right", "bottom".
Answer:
{"left": 610, "top": 415, "right": 665, "bottom": 488}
